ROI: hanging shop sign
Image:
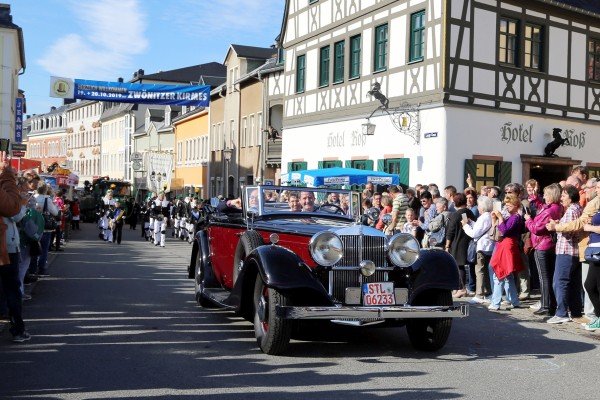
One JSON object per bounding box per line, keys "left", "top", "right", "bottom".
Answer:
{"left": 50, "top": 76, "right": 210, "bottom": 107}
{"left": 15, "top": 98, "right": 23, "bottom": 143}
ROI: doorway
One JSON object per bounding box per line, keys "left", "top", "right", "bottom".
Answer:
{"left": 521, "top": 154, "right": 581, "bottom": 190}
{"left": 529, "top": 164, "right": 570, "bottom": 188}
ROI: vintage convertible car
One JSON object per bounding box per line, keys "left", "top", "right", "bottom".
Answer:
{"left": 188, "top": 186, "right": 468, "bottom": 355}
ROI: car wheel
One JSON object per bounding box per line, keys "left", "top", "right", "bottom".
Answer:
{"left": 253, "top": 276, "right": 292, "bottom": 355}
{"left": 194, "top": 246, "right": 213, "bottom": 308}
{"left": 406, "top": 290, "right": 453, "bottom": 351}
{"left": 233, "top": 231, "right": 263, "bottom": 286}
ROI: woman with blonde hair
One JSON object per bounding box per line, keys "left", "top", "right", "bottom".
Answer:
{"left": 488, "top": 194, "right": 525, "bottom": 310}
{"left": 524, "top": 183, "right": 563, "bottom": 316}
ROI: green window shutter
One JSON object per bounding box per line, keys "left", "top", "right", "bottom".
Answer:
{"left": 300, "top": 162, "right": 308, "bottom": 171}
{"left": 349, "top": 35, "right": 361, "bottom": 79}
{"left": 365, "top": 160, "right": 374, "bottom": 170}
{"left": 296, "top": 55, "right": 306, "bottom": 93}
{"left": 319, "top": 46, "right": 330, "bottom": 86}
{"left": 410, "top": 11, "right": 425, "bottom": 62}
{"left": 318, "top": 161, "right": 324, "bottom": 169}
{"left": 334, "top": 160, "right": 342, "bottom": 168}
{"left": 287, "top": 162, "right": 293, "bottom": 173}
{"left": 399, "top": 158, "right": 410, "bottom": 187}
{"left": 345, "top": 160, "right": 352, "bottom": 168}
{"left": 377, "top": 159, "right": 384, "bottom": 171}
{"left": 464, "top": 159, "right": 478, "bottom": 188}
{"left": 498, "top": 161, "right": 512, "bottom": 190}
{"left": 333, "top": 40, "right": 345, "bottom": 83}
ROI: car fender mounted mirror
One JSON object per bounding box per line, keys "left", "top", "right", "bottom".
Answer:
{"left": 246, "top": 210, "right": 258, "bottom": 219}
{"left": 381, "top": 213, "right": 392, "bottom": 226}
{"left": 210, "top": 197, "right": 220, "bottom": 208}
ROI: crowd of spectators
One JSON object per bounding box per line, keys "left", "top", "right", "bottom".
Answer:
{"left": 0, "top": 151, "right": 77, "bottom": 343}
{"left": 360, "top": 166, "right": 600, "bottom": 331}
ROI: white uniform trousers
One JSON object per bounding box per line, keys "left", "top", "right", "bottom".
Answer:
{"left": 154, "top": 218, "right": 167, "bottom": 247}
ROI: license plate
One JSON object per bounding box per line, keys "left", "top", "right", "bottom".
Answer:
{"left": 362, "top": 282, "right": 395, "bottom": 306}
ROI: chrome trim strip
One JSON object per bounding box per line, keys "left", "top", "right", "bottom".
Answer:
{"left": 276, "top": 304, "right": 469, "bottom": 319}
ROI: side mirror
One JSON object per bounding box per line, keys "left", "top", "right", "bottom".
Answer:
{"left": 246, "top": 210, "right": 258, "bottom": 219}
{"left": 381, "top": 213, "right": 392, "bottom": 226}
{"left": 210, "top": 197, "right": 220, "bottom": 207}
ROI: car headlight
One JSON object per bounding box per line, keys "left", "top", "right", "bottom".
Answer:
{"left": 309, "top": 231, "right": 343, "bottom": 266}
{"left": 387, "top": 233, "right": 420, "bottom": 267}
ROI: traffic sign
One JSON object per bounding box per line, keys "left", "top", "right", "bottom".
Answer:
{"left": 131, "top": 152, "right": 143, "bottom": 161}
{"left": 132, "top": 161, "right": 142, "bottom": 171}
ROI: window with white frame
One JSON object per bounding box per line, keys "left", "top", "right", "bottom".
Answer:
{"left": 249, "top": 114, "right": 255, "bottom": 146}
{"left": 177, "top": 142, "right": 183, "bottom": 162}
{"left": 257, "top": 112, "right": 263, "bottom": 144}
{"left": 241, "top": 117, "right": 248, "bottom": 147}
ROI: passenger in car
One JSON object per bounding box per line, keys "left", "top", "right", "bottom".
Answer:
{"left": 300, "top": 191, "right": 316, "bottom": 212}
{"left": 288, "top": 192, "right": 302, "bottom": 212}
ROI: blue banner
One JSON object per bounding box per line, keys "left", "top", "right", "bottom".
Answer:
{"left": 15, "top": 98, "right": 23, "bottom": 143}
{"left": 73, "top": 79, "right": 211, "bottom": 106}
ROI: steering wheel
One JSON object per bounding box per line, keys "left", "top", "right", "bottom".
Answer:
{"left": 314, "top": 203, "right": 346, "bottom": 215}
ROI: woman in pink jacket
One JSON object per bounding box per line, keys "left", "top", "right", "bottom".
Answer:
{"left": 524, "top": 183, "right": 563, "bottom": 317}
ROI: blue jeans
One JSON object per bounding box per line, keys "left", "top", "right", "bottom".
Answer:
{"left": 553, "top": 254, "right": 582, "bottom": 318}
{"left": 37, "top": 232, "right": 52, "bottom": 273}
{"left": 490, "top": 269, "right": 520, "bottom": 308}
{"left": 0, "top": 253, "right": 25, "bottom": 336}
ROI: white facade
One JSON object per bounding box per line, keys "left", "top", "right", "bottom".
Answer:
{"left": 279, "top": 0, "right": 600, "bottom": 190}
{"left": 0, "top": 8, "right": 24, "bottom": 140}
{"left": 100, "top": 115, "right": 128, "bottom": 180}
{"left": 66, "top": 101, "right": 103, "bottom": 184}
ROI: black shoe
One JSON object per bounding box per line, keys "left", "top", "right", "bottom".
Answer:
{"left": 533, "top": 308, "right": 551, "bottom": 316}
{"left": 54, "top": 248, "right": 64, "bottom": 252}
{"left": 24, "top": 275, "right": 38, "bottom": 284}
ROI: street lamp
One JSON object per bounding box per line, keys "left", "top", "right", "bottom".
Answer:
{"left": 222, "top": 147, "right": 232, "bottom": 198}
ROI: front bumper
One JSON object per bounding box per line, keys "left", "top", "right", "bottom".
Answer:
{"left": 276, "top": 304, "right": 469, "bottom": 320}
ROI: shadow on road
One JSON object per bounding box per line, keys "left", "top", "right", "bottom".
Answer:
{"left": 0, "top": 223, "right": 596, "bottom": 399}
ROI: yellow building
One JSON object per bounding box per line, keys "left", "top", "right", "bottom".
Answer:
{"left": 173, "top": 108, "right": 209, "bottom": 198}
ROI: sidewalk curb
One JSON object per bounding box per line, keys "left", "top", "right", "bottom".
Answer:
{"left": 1, "top": 252, "right": 59, "bottom": 335}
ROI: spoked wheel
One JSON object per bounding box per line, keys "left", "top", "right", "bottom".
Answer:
{"left": 194, "top": 250, "right": 213, "bottom": 308}
{"left": 253, "top": 276, "right": 292, "bottom": 355}
{"left": 406, "top": 290, "right": 453, "bottom": 351}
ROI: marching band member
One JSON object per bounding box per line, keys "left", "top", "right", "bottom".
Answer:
{"left": 109, "top": 201, "right": 126, "bottom": 244}
{"left": 153, "top": 191, "right": 170, "bottom": 247}
{"left": 101, "top": 190, "right": 116, "bottom": 242}
{"left": 147, "top": 193, "right": 157, "bottom": 243}
{"left": 187, "top": 199, "right": 201, "bottom": 244}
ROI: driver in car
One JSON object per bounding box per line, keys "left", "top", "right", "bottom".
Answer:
{"left": 300, "top": 191, "right": 316, "bottom": 212}
{"left": 288, "top": 192, "right": 302, "bottom": 212}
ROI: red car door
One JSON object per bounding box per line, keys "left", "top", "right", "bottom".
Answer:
{"left": 207, "top": 225, "right": 245, "bottom": 289}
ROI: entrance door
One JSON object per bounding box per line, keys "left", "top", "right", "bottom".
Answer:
{"left": 528, "top": 164, "right": 570, "bottom": 189}
{"left": 521, "top": 155, "right": 581, "bottom": 189}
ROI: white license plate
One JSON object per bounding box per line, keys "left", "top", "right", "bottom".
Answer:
{"left": 362, "top": 282, "right": 395, "bottom": 306}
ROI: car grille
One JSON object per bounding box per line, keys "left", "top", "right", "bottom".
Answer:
{"left": 337, "top": 235, "right": 387, "bottom": 268}
{"left": 321, "top": 270, "right": 389, "bottom": 303}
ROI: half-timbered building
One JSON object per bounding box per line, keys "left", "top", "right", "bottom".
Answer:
{"left": 279, "top": 0, "right": 600, "bottom": 190}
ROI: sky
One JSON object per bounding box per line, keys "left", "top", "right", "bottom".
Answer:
{"left": 9, "top": 0, "right": 284, "bottom": 117}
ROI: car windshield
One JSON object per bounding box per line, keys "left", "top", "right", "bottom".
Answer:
{"left": 243, "top": 186, "right": 359, "bottom": 218}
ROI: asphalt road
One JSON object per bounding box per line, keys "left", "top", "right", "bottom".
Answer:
{"left": 1, "top": 223, "right": 599, "bottom": 400}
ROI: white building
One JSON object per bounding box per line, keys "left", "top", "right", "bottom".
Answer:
{"left": 279, "top": 0, "right": 600, "bottom": 190}
{"left": 66, "top": 100, "right": 103, "bottom": 184}
{"left": 0, "top": 4, "right": 24, "bottom": 140}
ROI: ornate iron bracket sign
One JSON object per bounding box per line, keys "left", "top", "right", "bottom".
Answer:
{"left": 363, "top": 82, "right": 421, "bottom": 144}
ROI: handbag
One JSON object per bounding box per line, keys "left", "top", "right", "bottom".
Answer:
{"left": 488, "top": 221, "right": 503, "bottom": 242}
{"left": 585, "top": 245, "right": 600, "bottom": 264}
{"left": 467, "top": 240, "right": 477, "bottom": 263}
{"left": 42, "top": 198, "right": 58, "bottom": 231}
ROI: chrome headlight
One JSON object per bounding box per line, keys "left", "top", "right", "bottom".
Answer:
{"left": 309, "top": 231, "right": 343, "bottom": 266}
{"left": 387, "top": 233, "right": 420, "bottom": 267}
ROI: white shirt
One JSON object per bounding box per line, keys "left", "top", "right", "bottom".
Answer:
{"left": 462, "top": 211, "right": 495, "bottom": 254}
